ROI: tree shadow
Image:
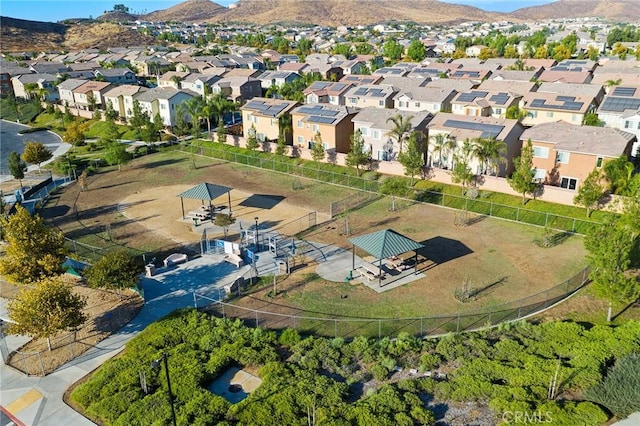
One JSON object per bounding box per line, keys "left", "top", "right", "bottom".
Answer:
{"left": 137, "top": 158, "right": 185, "bottom": 169}
{"left": 326, "top": 150, "right": 337, "bottom": 164}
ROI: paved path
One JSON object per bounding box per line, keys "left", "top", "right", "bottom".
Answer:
{"left": 0, "top": 253, "right": 251, "bottom": 425}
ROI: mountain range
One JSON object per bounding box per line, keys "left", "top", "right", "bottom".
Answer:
{"left": 1, "top": 0, "right": 639, "bottom": 52}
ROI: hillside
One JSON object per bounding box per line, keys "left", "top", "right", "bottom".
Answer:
{"left": 144, "top": 0, "right": 226, "bottom": 23}
{"left": 0, "top": 16, "right": 66, "bottom": 52}
{"left": 0, "top": 17, "right": 155, "bottom": 52}
{"left": 215, "top": 0, "right": 503, "bottom": 26}
{"left": 97, "top": 11, "right": 139, "bottom": 22}
{"left": 511, "top": 0, "right": 640, "bottom": 22}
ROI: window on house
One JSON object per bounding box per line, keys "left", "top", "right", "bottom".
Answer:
{"left": 322, "top": 142, "right": 328, "bottom": 150}
{"left": 378, "top": 100, "right": 384, "bottom": 106}
{"left": 399, "top": 101, "right": 407, "bottom": 108}
{"left": 637, "top": 121, "right": 640, "bottom": 129}
{"left": 560, "top": 177, "right": 578, "bottom": 190}
{"left": 312, "top": 124, "right": 319, "bottom": 132}
{"left": 160, "top": 104, "right": 166, "bottom": 109}
{"left": 572, "top": 114, "right": 580, "bottom": 122}
{"left": 624, "top": 120, "right": 631, "bottom": 128}
{"left": 257, "top": 133, "right": 265, "bottom": 141}
{"left": 373, "top": 129, "right": 381, "bottom": 139}
{"left": 414, "top": 102, "right": 420, "bottom": 108}
{"left": 297, "top": 119, "right": 303, "bottom": 128}
{"left": 349, "top": 97, "right": 357, "bottom": 104}
{"left": 596, "top": 157, "right": 603, "bottom": 168}
{"left": 556, "top": 151, "right": 570, "bottom": 164}
{"left": 360, "top": 127, "right": 369, "bottom": 136}
{"left": 297, "top": 135, "right": 304, "bottom": 144}
{"left": 533, "top": 146, "right": 549, "bottom": 158}
{"left": 377, "top": 150, "right": 389, "bottom": 161}
{"left": 546, "top": 111, "right": 554, "bottom": 118}
{"left": 533, "top": 168, "right": 546, "bottom": 182}
{"left": 495, "top": 108, "right": 502, "bottom": 115}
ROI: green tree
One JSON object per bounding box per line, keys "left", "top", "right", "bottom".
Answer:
{"left": 604, "top": 156, "right": 637, "bottom": 196}
{"left": 582, "top": 112, "right": 603, "bottom": 126}
{"left": 584, "top": 215, "right": 640, "bottom": 322}
{"left": 478, "top": 47, "right": 497, "bottom": 61}
{"left": 103, "top": 140, "right": 131, "bottom": 171}
{"left": 246, "top": 124, "right": 259, "bottom": 151}
{"left": 0, "top": 206, "right": 67, "bottom": 284}
{"left": 473, "top": 137, "right": 506, "bottom": 176}
{"left": 21, "top": 141, "right": 53, "bottom": 171}
{"left": 505, "top": 105, "right": 526, "bottom": 120}
{"left": 311, "top": 132, "right": 325, "bottom": 162}
{"left": 382, "top": 38, "right": 403, "bottom": 61}
{"left": 216, "top": 123, "right": 227, "bottom": 144}
{"left": 214, "top": 213, "right": 236, "bottom": 239}
{"left": 8, "top": 276, "right": 87, "bottom": 351}
{"left": 104, "top": 102, "right": 119, "bottom": 122}
{"left": 275, "top": 132, "right": 288, "bottom": 156}
{"left": 450, "top": 139, "right": 475, "bottom": 195}
{"left": 386, "top": 113, "right": 413, "bottom": 153}
{"left": 398, "top": 132, "right": 424, "bottom": 186}
{"left": 333, "top": 43, "right": 352, "bottom": 58}
{"left": 100, "top": 120, "right": 120, "bottom": 145}
{"left": 84, "top": 249, "right": 143, "bottom": 296}
{"left": 508, "top": 139, "right": 537, "bottom": 204}
{"left": 406, "top": 39, "right": 426, "bottom": 62}
{"left": 345, "top": 129, "right": 370, "bottom": 176}
{"left": 297, "top": 38, "right": 312, "bottom": 56}
{"left": 573, "top": 169, "right": 604, "bottom": 217}
{"left": 8, "top": 151, "right": 27, "bottom": 188}
{"left": 207, "top": 93, "right": 235, "bottom": 139}
{"left": 180, "top": 97, "right": 205, "bottom": 138}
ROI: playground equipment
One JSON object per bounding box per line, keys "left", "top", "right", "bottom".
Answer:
{"left": 268, "top": 235, "right": 295, "bottom": 257}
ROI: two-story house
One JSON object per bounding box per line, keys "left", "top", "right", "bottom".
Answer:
{"left": 344, "top": 84, "right": 397, "bottom": 109}
{"left": 597, "top": 85, "right": 640, "bottom": 157}
{"left": 240, "top": 97, "right": 299, "bottom": 144}
{"left": 211, "top": 76, "right": 262, "bottom": 104}
{"left": 179, "top": 73, "right": 221, "bottom": 97}
{"left": 11, "top": 73, "right": 58, "bottom": 101}
{"left": 158, "top": 71, "right": 191, "bottom": 89}
{"left": 132, "top": 87, "right": 196, "bottom": 127}
{"left": 426, "top": 113, "right": 526, "bottom": 176}
{"left": 522, "top": 121, "right": 636, "bottom": 190}
{"left": 57, "top": 78, "right": 88, "bottom": 107}
{"left": 520, "top": 92, "right": 596, "bottom": 126}
{"left": 290, "top": 104, "right": 359, "bottom": 154}
{"left": 93, "top": 68, "right": 137, "bottom": 84}
{"left": 303, "top": 81, "right": 354, "bottom": 105}
{"left": 352, "top": 107, "right": 432, "bottom": 162}
{"left": 451, "top": 90, "right": 521, "bottom": 118}
{"left": 256, "top": 70, "right": 301, "bottom": 90}
{"left": 103, "top": 84, "right": 148, "bottom": 120}
{"left": 72, "top": 80, "right": 113, "bottom": 111}
{"left": 393, "top": 86, "right": 457, "bottom": 115}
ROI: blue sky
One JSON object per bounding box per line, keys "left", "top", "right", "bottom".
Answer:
{"left": 1, "top": 0, "right": 556, "bottom": 23}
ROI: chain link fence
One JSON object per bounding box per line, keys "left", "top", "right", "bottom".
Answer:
{"left": 194, "top": 266, "right": 590, "bottom": 340}
{"left": 180, "top": 145, "right": 600, "bottom": 235}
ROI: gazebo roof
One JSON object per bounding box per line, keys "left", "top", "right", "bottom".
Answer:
{"left": 349, "top": 229, "right": 424, "bottom": 259}
{"left": 177, "top": 182, "right": 233, "bottom": 201}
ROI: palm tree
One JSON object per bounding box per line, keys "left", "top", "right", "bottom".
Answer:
{"left": 180, "top": 97, "right": 205, "bottom": 138}
{"left": 473, "top": 137, "right": 507, "bottom": 175}
{"left": 605, "top": 78, "right": 622, "bottom": 88}
{"left": 431, "top": 133, "right": 448, "bottom": 168}
{"left": 386, "top": 113, "right": 413, "bottom": 154}
{"left": 278, "top": 113, "right": 293, "bottom": 143}
{"left": 208, "top": 93, "right": 236, "bottom": 132}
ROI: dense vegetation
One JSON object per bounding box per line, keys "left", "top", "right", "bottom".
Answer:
{"left": 71, "top": 309, "right": 640, "bottom": 425}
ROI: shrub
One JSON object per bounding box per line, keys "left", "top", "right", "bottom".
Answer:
{"left": 371, "top": 363, "right": 389, "bottom": 381}
{"left": 584, "top": 353, "right": 640, "bottom": 419}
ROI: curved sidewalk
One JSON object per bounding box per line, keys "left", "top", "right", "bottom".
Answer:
{"left": 0, "top": 254, "right": 239, "bottom": 425}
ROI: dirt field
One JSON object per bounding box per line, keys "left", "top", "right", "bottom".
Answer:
{"left": 37, "top": 149, "right": 589, "bottom": 323}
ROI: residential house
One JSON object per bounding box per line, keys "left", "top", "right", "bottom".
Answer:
{"left": 425, "top": 78, "right": 475, "bottom": 92}
{"left": 278, "top": 62, "right": 311, "bottom": 74}
{"left": 394, "top": 86, "right": 457, "bottom": 114}
{"left": 597, "top": 85, "right": 640, "bottom": 156}
{"left": 290, "top": 104, "right": 359, "bottom": 154}
{"left": 303, "top": 81, "right": 353, "bottom": 105}
{"left": 478, "top": 79, "right": 537, "bottom": 97}
{"left": 488, "top": 70, "right": 541, "bottom": 82}
{"left": 11, "top": 73, "right": 58, "bottom": 101}
{"left": 332, "top": 59, "right": 368, "bottom": 75}
{"left": 344, "top": 84, "right": 397, "bottom": 109}
{"left": 179, "top": 73, "right": 221, "bottom": 97}
{"left": 0, "top": 63, "right": 31, "bottom": 97}
{"left": 130, "top": 56, "right": 171, "bottom": 77}
{"left": 449, "top": 68, "right": 493, "bottom": 81}
{"left": 132, "top": 87, "right": 196, "bottom": 127}
{"left": 103, "top": 84, "right": 148, "bottom": 119}
{"left": 465, "top": 45, "right": 488, "bottom": 57}
{"left": 158, "top": 71, "right": 191, "bottom": 89}
{"left": 372, "top": 67, "right": 408, "bottom": 78}
{"left": 211, "top": 76, "right": 261, "bottom": 104}
{"left": 28, "top": 61, "right": 69, "bottom": 75}
{"left": 590, "top": 72, "right": 640, "bottom": 90}
{"left": 521, "top": 121, "right": 636, "bottom": 190}
{"left": 536, "top": 82, "right": 606, "bottom": 107}
{"left": 240, "top": 97, "right": 299, "bottom": 144}
{"left": 57, "top": 78, "right": 88, "bottom": 107}
{"left": 340, "top": 75, "right": 382, "bottom": 85}
{"left": 256, "top": 70, "right": 301, "bottom": 90}
{"left": 94, "top": 68, "right": 137, "bottom": 84}
{"left": 537, "top": 68, "right": 592, "bottom": 84}
{"left": 352, "top": 107, "right": 432, "bottom": 162}
{"left": 426, "top": 113, "right": 525, "bottom": 176}
{"left": 72, "top": 80, "right": 113, "bottom": 111}
{"left": 520, "top": 92, "right": 596, "bottom": 126}
{"left": 451, "top": 90, "right": 520, "bottom": 118}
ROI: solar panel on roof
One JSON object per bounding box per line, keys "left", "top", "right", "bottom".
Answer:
{"left": 333, "top": 83, "right": 346, "bottom": 90}
{"left": 442, "top": 119, "right": 504, "bottom": 138}
{"left": 489, "top": 93, "right": 509, "bottom": 105}
{"left": 600, "top": 97, "right": 640, "bottom": 112}
{"left": 612, "top": 87, "right": 637, "bottom": 97}
{"left": 353, "top": 88, "right": 368, "bottom": 96}
{"left": 308, "top": 116, "right": 336, "bottom": 124}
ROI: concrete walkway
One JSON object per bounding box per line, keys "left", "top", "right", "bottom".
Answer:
{"left": 0, "top": 253, "right": 244, "bottom": 425}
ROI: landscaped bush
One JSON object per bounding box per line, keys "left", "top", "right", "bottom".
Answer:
{"left": 70, "top": 308, "right": 640, "bottom": 425}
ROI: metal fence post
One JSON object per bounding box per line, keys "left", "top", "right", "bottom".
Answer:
{"left": 255, "top": 310, "right": 259, "bottom": 327}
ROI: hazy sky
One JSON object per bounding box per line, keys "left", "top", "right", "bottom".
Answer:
{"left": 1, "top": 0, "right": 556, "bottom": 23}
